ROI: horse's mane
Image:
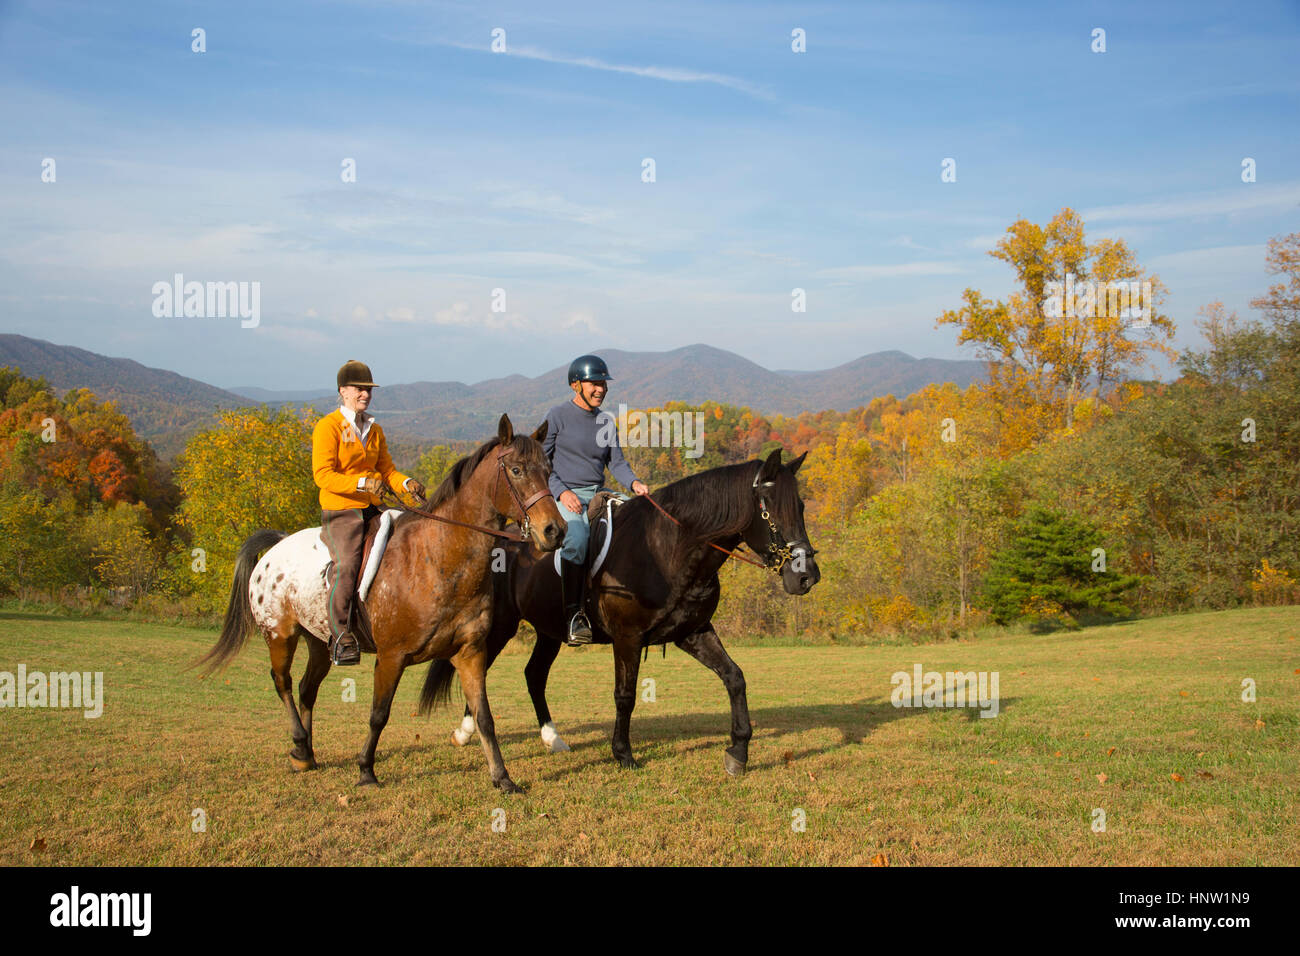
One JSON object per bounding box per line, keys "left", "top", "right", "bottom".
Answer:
{"left": 618, "top": 459, "right": 764, "bottom": 546}
{"left": 420, "top": 432, "right": 546, "bottom": 514}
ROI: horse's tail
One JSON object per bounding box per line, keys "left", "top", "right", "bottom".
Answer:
{"left": 194, "top": 529, "right": 287, "bottom": 676}
{"left": 418, "top": 659, "right": 458, "bottom": 715}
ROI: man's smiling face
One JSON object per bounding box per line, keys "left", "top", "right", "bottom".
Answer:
{"left": 573, "top": 378, "right": 607, "bottom": 408}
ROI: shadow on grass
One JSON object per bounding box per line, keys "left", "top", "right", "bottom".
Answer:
{"left": 242, "top": 694, "right": 1017, "bottom": 789}
{"left": 396, "top": 696, "right": 1021, "bottom": 780}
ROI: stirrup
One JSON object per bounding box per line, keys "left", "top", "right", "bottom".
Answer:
{"left": 330, "top": 631, "right": 361, "bottom": 666}
{"left": 565, "top": 610, "right": 593, "bottom": 647}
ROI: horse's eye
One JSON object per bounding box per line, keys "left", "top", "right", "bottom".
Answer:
{"left": 511, "top": 466, "right": 522, "bottom": 476}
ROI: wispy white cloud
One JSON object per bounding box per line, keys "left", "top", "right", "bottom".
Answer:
{"left": 1146, "top": 244, "right": 1269, "bottom": 272}
{"left": 431, "top": 39, "right": 774, "bottom": 101}
{"left": 1084, "top": 183, "right": 1300, "bottom": 223}
{"left": 816, "top": 261, "right": 968, "bottom": 281}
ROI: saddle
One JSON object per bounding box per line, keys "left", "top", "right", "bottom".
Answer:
{"left": 553, "top": 491, "right": 625, "bottom": 579}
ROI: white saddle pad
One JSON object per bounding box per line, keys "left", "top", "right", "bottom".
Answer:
{"left": 358, "top": 508, "right": 403, "bottom": 601}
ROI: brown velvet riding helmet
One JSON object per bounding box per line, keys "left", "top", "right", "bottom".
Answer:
{"left": 337, "top": 360, "right": 379, "bottom": 389}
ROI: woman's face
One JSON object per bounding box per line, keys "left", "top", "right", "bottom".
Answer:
{"left": 339, "top": 385, "right": 372, "bottom": 412}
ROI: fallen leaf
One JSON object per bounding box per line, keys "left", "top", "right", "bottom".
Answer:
{"left": 337, "top": 794, "right": 350, "bottom": 807}
{"left": 1054, "top": 751, "right": 1062, "bottom": 757}
{"left": 29, "top": 837, "right": 45, "bottom": 853}
{"left": 806, "top": 770, "right": 817, "bottom": 782}
{"left": 1254, "top": 719, "right": 1265, "bottom": 730}
{"left": 414, "top": 734, "right": 421, "bottom": 743}
{"left": 1084, "top": 732, "right": 1091, "bottom": 738}
{"left": 1096, "top": 773, "right": 1108, "bottom": 784}
{"left": 1197, "top": 751, "right": 1207, "bottom": 758}
{"left": 988, "top": 759, "right": 998, "bottom": 765}
{"left": 865, "top": 806, "right": 873, "bottom": 814}
{"left": 578, "top": 832, "right": 588, "bottom": 841}
{"left": 782, "top": 750, "right": 793, "bottom": 766}
{"left": 870, "top": 852, "right": 890, "bottom": 867}
{"left": 1195, "top": 770, "right": 1213, "bottom": 780}
{"left": 537, "top": 812, "right": 551, "bottom": 819}
{"left": 1170, "top": 773, "right": 1184, "bottom": 782}
{"left": 1178, "top": 691, "right": 1188, "bottom": 697}
{"left": 1107, "top": 747, "right": 1116, "bottom": 757}
{"left": 1093, "top": 677, "right": 1101, "bottom": 682}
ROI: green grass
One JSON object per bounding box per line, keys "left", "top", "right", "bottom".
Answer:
{"left": 1, "top": 606, "right": 1297, "bottom": 865}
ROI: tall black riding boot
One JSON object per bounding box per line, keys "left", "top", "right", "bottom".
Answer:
{"left": 560, "top": 557, "right": 593, "bottom": 646}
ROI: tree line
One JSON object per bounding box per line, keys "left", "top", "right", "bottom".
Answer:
{"left": 2, "top": 212, "right": 1296, "bottom": 639}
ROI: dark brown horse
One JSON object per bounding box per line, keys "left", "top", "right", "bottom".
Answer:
{"left": 420, "top": 448, "right": 820, "bottom": 775}
{"left": 198, "top": 414, "right": 564, "bottom": 792}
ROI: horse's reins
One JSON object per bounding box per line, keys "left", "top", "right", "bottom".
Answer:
{"left": 641, "top": 465, "right": 809, "bottom": 576}
{"left": 380, "top": 445, "right": 553, "bottom": 542}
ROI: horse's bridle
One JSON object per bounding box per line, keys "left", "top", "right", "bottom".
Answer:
{"left": 643, "top": 464, "right": 816, "bottom": 577}
{"left": 491, "top": 445, "right": 554, "bottom": 540}
{"left": 752, "top": 467, "right": 816, "bottom": 577}
{"left": 382, "top": 443, "right": 553, "bottom": 542}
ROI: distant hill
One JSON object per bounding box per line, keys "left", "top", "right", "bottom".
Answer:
{"left": 1, "top": 335, "right": 987, "bottom": 458}
{"left": 0, "top": 334, "right": 255, "bottom": 458}
{"left": 232, "top": 344, "right": 988, "bottom": 432}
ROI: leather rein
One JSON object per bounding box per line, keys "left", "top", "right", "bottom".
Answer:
{"left": 380, "top": 445, "right": 553, "bottom": 542}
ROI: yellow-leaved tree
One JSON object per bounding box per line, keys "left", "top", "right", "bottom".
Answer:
{"left": 801, "top": 420, "right": 873, "bottom": 528}
{"left": 174, "top": 406, "right": 321, "bottom": 610}
{"left": 937, "top": 208, "right": 1177, "bottom": 435}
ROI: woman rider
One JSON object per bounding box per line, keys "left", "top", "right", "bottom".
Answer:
{"left": 542, "top": 355, "right": 648, "bottom": 645}
{"left": 312, "top": 360, "right": 425, "bottom": 665}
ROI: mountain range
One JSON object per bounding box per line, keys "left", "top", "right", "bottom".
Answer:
{"left": 1, "top": 334, "right": 987, "bottom": 459}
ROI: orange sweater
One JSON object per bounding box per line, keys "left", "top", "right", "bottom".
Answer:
{"left": 312, "top": 408, "right": 411, "bottom": 510}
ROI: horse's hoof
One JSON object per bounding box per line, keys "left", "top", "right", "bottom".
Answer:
{"left": 357, "top": 771, "right": 380, "bottom": 787}
{"left": 450, "top": 729, "right": 472, "bottom": 747}
{"left": 724, "top": 753, "right": 746, "bottom": 777}
{"left": 615, "top": 755, "right": 639, "bottom": 769}
{"left": 495, "top": 777, "right": 523, "bottom": 794}
{"left": 289, "top": 754, "right": 317, "bottom": 773}
{"left": 546, "top": 737, "right": 571, "bottom": 754}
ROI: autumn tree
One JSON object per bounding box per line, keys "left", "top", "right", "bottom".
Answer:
{"left": 801, "top": 421, "right": 873, "bottom": 527}
{"left": 937, "top": 208, "right": 1177, "bottom": 433}
{"left": 174, "top": 406, "right": 321, "bottom": 610}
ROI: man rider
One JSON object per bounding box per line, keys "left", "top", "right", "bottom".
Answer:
{"left": 542, "top": 355, "right": 648, "bottom": 645}
{"left": 312, "top": 360, "right": 426, "bottom": 665}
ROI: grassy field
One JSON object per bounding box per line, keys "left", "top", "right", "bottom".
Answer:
{"left": 1, "top": 606, "right": 1297, "bottom": 865}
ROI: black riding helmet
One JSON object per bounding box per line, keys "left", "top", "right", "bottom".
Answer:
{"left": 567, "top": 354, "right": 612, "bottom": 384}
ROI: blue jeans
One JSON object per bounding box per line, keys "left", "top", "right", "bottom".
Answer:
{"left": 558, "top": 484, "right": 626, "bottom": 563}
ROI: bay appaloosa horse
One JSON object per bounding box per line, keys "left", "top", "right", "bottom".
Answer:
{"left": 197, "top": 414, "right": 564, "bottom": 792}
{"left": 420, "top": 448, "right": 820, "bottom": 776}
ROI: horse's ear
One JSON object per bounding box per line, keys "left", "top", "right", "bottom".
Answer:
{"left": 531, "top": 419, "right": 548, "bottom": 444}
{"left": 758, "top": 447, "right": 782, "bottom": 483}
{"left": 498, "top": 414, "right": 514, "bottom": 445}
{"left": 788, "top": 450, "right": 807, "bottom": 474}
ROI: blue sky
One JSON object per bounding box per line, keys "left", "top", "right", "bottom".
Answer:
{"left": 1, "top": 0, "right": 1297, "bottom": 392}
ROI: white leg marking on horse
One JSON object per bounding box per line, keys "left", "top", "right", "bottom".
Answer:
{"left": 451, "top": 713, "right": 475, "bottom": 746}
{"left": 541, "top": 721, "right": 570, "bottom": 753}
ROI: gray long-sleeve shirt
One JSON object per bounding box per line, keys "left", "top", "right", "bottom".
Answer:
{"left": 542, "top": 400, "right": 639, "bottom": 498}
